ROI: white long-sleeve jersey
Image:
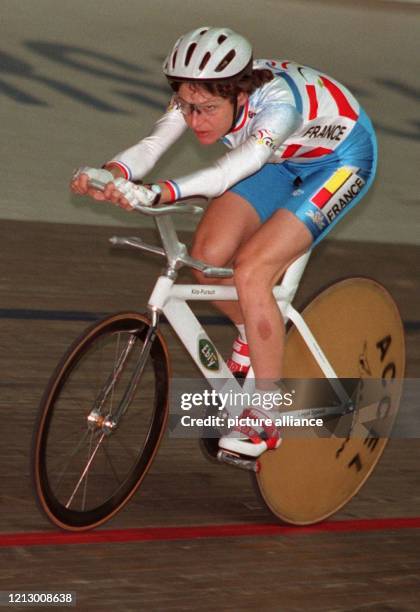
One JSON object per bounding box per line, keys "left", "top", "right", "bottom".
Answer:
{"left": 108, "top": 59, "right": 361, "bottom": 200}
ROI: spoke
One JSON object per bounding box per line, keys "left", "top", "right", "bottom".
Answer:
{"left": 91, "top": 334, "right": 138, "bottom": 416}
{"left": 63, "top": 333, "right": 137, "bottom": 413}
{"left": 111, "top": 333, "right": 154, "bottom": 425}
{"left": 47, "top": 423, "right": 91, "bottom": 447}
{"left": 112, "top": 432, "right": 139, "bottom": 462}
{"left": 65, "top": 360, "right": 105, "bottom": 403}
{"left": 65, "top": 432, "right": 106, "bottom": 509}
{"left": 109, "top": 332, "right": 121, "bottom": 416}
{"left": 81, "top": 431, "right": 94, "bottom": 511}
{"left": 101, "top": 439, "right": 122, "bottom": 485}
{"left": 50, "top": 428, "right": 92, "bottom": 493}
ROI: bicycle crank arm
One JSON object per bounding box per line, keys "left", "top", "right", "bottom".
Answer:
{"left": 217, "top": 449, "right": 260, "bottom": 473}
{"left": 280, "top": 401, "right": 355, "bottom": 421}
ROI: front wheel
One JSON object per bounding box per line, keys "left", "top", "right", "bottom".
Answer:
{"left": 254, "top": 278, "right": 406, "bottom": 525}
{"left": 32, "top": 312, "right": 170, "bottom": 531}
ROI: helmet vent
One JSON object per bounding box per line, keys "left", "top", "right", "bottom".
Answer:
{"left": 215, "top": 49, "right": 236, "bottom": 72}
{"left": 172, "top": 50, "right": 178, "bottom": 69}
{"left": 199, "top": 29, "right": 207, "bottom": 35}
{"left": 199, "top": 52, "right": 211, "bottom": 71}
{"left": 185, "top": 43, "right": 197, "bottom": 66}
{"left": 218, "top": 34, "right": 227, "bottom": 44}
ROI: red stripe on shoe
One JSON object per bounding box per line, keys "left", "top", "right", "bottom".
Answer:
{"left": 234, "top": 423, "right": 263, "bottom": 445}
{"left": 233, "top": 409, "right": 280, "bottom": 448}
{"left": 320, "top": 76, "right": 358, "bottom": 121}
{"left": 226, "top": 359, "right": 249, "bottom": 374}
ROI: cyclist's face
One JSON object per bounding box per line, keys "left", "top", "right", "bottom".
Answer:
{"left": 177, "top": 84, "right": 248, "bottom": 144}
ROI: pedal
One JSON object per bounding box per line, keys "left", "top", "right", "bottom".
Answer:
{"left": 217, "top": 449, "right": 260, "bottom": 473}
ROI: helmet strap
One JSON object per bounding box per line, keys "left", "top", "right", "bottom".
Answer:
{"left": 226, "top": 96, "right": 242, "bottom": 134}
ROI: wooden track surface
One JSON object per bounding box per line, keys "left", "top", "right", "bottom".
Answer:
{"left": 1, "top": 220, "right": 419, "bottom": 611}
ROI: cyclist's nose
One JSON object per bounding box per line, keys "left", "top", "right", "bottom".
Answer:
{"left": 189, "top": 109, "right": 204, "bottom": 129}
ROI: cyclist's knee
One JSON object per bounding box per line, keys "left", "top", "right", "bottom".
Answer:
{"left": 191, "top": 239, "right": 215, "bottom": 263}
{"left": 233, "top": 254, "right": 288, "bottom": 300}
{"left": 191, "top": 236, "right": 231, "bottom": 267}
{"left": 234, "top": 257, "right": 270, "bottom": 295}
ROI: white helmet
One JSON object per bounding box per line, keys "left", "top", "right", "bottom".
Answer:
{"left": 163, "top": 26, "right": 253, "bottom": 81}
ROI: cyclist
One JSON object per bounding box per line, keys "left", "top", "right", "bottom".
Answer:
{"left": 71, "top": 26, "right": 377, "bottom": 458}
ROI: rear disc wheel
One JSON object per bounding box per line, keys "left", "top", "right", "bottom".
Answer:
{"left": 254, "top": 278, "right": 405, "bottom": 525}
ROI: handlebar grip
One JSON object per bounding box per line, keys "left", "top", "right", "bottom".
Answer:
{"left": 79, "top": 167, "right": 204, "bottom": 216}
{"left": 77, "top": 167, "right": 114, "bottom": 191}
{"left": 87, "top": 177, "right": 109, "bottom": 191}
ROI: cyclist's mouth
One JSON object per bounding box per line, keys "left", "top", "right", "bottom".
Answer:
{"left": 194, "top": 130, "right": 216, "bottom": 144}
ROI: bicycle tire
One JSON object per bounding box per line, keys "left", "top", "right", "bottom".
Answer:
{"left": 32, "top": 312, "right": 169, "bottom": 531}
{"left": 254, "top": 277, "right": 405, "bottom": 525}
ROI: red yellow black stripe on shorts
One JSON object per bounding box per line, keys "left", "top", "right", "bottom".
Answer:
{"left": 310, "top": 166, "right": 366, "bottom": 224}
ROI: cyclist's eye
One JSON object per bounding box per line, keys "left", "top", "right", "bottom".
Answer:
{"left": 205, "top": 105, "right": 217, "bottom": 113}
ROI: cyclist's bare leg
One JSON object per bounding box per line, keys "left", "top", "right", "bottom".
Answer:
{"left": 233, "top": 208, "right": 313, "bottom": 383}
{"left": 191, "top": 192, "right": 261, "bottom": 323}
{"left": 192, "top": 193, "right": 313, "bottom": 381}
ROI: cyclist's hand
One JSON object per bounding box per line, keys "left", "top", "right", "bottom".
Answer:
{"left": 70, "top": 166, "right": 114, "bottom": 201}
{"left": 111, "top": 178, "right": 157, "bottom": 210}
{"left": 70, "top": 167, "right": 157, "bottom": 211}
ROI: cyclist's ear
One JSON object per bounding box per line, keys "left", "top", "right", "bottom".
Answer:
{"left": 237, "top": 91, "right": 248, "bottom": 107}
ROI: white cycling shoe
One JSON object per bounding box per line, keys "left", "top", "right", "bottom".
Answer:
{"left": 218, "top": 408, "right": 282, "bottom": 458}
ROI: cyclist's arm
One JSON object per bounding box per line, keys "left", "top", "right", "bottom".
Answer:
{"left": 158, "top": 104, "right": 302, "bottom": 201}
{"left": 104, "top": 102, "right": 188, "bottom": 181}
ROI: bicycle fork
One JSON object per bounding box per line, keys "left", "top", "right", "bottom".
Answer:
{"left": 87, "top": 310, "right": 160, "bottom": 435}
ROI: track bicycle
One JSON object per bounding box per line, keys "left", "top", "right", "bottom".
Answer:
{"left": 32, "top": 183, "right": 405, "bottom": 531}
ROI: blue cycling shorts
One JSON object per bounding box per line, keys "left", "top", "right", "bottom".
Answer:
{"left": 229, "top": 108, "right": 377, "bottom": 247}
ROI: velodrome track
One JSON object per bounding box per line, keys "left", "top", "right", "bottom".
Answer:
{"left": 1, "top": 1, "right": 419, "bottom": 610}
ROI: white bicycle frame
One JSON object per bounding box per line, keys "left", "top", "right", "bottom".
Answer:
{"left": 109, "top": 205, "right": 350, "bottom": 419}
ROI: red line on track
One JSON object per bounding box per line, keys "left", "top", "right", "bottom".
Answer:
{"left": 1, "top": 517, "right": 420, "bottom": 548}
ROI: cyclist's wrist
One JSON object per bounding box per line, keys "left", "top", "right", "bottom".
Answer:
{"left": 148, "top": 183, "right": 162, "bottom": 205}
{"left": 146, "top": 181, "right": 175, "bottom": 205}
{"left": 102, "top": 162, "right": 129, "bottom": 180}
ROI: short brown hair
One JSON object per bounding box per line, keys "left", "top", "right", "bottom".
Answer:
{"left": 168, "top": 66, "right": 274, "bottom": 101}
